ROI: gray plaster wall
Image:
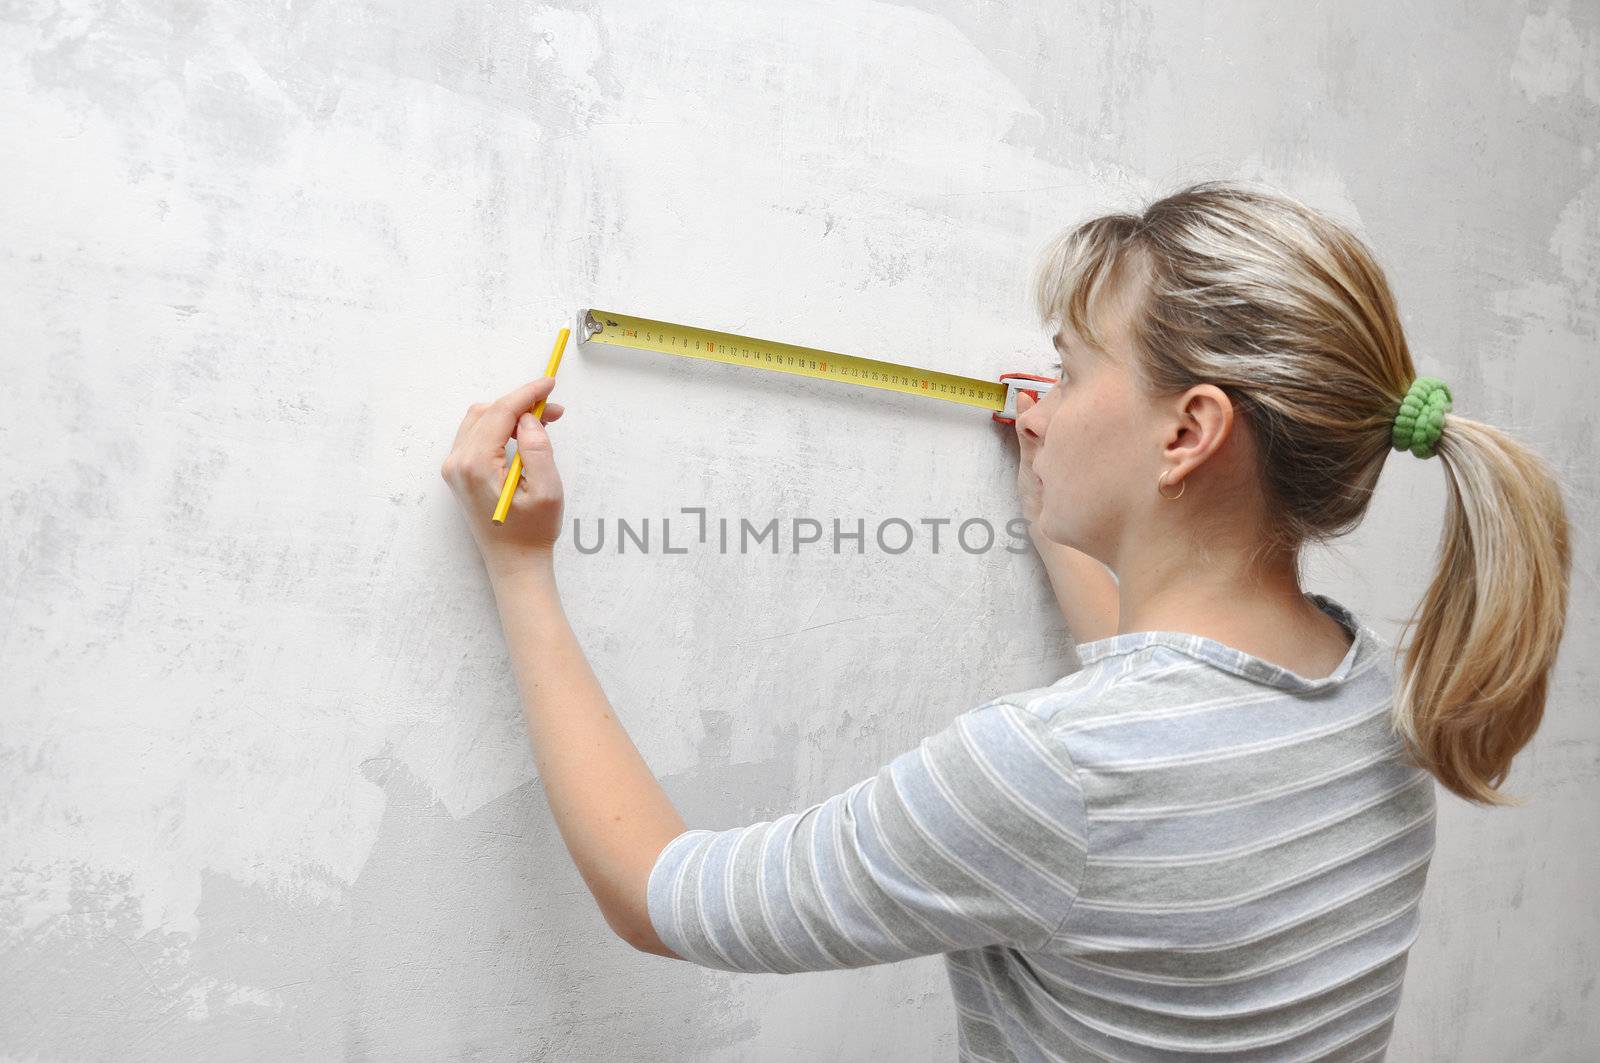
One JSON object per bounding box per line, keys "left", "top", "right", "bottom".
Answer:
{"left": 2, "top": 2, "right": 1596, "bottom": 1060}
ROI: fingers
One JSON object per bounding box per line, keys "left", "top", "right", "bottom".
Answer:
{"left": 466, "top": 377, "right": 559, "bottom": 450}
{"left": 444, "top": 386, "right": 566, "bottom": 486}
{"left": 494, "top": 376, "right": 556, "bottom": 413}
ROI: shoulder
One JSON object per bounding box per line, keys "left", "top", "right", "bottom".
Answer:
{"left": 980, "top": 645, "right": 1259, "bottom": 803}
{"left": 951, "top": 650, "right": 1178, "bottom": 802}
{"left": 991, "top": 642, "right": 1209, "bottom": 735}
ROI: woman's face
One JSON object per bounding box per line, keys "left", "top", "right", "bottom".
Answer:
{"left": 1016, "top": 288, "right": 1159, "bottom": 562}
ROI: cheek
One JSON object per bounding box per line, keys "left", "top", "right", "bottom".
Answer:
{"left": 1045, "top": 392, "right": 1095, "bottom": 455}
{"left": 1044, "top": 390, "right": 1125, "bottom": 489}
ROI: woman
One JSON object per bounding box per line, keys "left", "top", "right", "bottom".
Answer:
{"left": 441, "top": 181, "right": 1572, "bottom": 1061}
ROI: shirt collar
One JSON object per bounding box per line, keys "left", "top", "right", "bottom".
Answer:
{"left": 1071, "top": 592, "right": 1371, "bottom": 693}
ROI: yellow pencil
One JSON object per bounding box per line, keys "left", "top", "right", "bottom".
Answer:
{"left": 492, "top": 326, "right": 569, "bottom": 525}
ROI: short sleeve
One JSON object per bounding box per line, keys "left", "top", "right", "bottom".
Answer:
{"left": 645, "top": 696, "right": 1088, "bottom": 974}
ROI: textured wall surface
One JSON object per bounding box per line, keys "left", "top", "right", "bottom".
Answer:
{"left": 3, "top": 1, "right": 1596, "bottom": 1059}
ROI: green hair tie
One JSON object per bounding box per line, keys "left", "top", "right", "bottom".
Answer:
{"left": 1392, "top": 376, "right": 1452, "bottom": 459}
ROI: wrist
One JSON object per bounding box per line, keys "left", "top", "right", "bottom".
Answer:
{"left": 487, "top": 549, "right": 557, "bottom": 586}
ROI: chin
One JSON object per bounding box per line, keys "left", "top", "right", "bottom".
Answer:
{"left": 1034, "top": 515, "right": 1067, "bottom": 546}
{"left": 1042, "top": 514, "right": 1089, "bottom": 552}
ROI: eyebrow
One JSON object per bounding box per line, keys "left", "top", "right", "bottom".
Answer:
{"left": 1051, "top": 334, "right": 1070, "bottom": 357}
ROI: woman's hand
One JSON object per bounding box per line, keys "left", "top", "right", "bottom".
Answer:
{"left": 1012, "top": 390, "right": 1043, "bottom": 530}
{"left": 441, "top": 377, "right": 568, "bottom": 578}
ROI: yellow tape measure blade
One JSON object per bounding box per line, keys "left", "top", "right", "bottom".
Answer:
{"left": 579, "top": 309, "right": 1014, "bottom": 413}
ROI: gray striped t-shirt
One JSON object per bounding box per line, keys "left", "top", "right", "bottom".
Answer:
{"left": 647, "top": 593, "right": 1437, "bottom": 1061}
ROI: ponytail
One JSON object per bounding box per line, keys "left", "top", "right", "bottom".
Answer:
{"left": 1392, "top": 416, "right": 1573, "bottom": 805}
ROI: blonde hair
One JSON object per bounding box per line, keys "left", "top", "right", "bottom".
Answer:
{"left": 1029, "top": 179, "right": 1573, "bottom": 806}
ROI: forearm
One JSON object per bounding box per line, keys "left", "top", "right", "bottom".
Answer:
{"left": 488, "top": 560, "right": 687, "bottom": 945}
{"left": 1029, "top": 529, "right": 1120, "bottom": 644}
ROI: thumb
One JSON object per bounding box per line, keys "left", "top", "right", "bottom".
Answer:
{"left": 516, "top": 412, "right": 554, "bottom": 465}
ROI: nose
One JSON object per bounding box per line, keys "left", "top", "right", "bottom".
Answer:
{"left": 1016, "top": 392, "right": 1044, "bottom": 442}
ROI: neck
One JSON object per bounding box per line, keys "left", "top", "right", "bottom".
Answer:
{"left": 1108, "top": 534, "right": 1317, "bottom": 641}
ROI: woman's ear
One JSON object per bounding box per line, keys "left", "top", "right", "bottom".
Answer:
{"left": 1165, "top": 384, "right": 1235, "bottom": 470}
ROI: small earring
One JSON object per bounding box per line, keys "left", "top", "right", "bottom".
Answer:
{"left": 1157, "top": 469, "right": 1186, "bottom": 500}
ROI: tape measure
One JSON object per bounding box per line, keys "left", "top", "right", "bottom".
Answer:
{"left": 576, "top": 308, "right": 1055, "bottom": 424}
